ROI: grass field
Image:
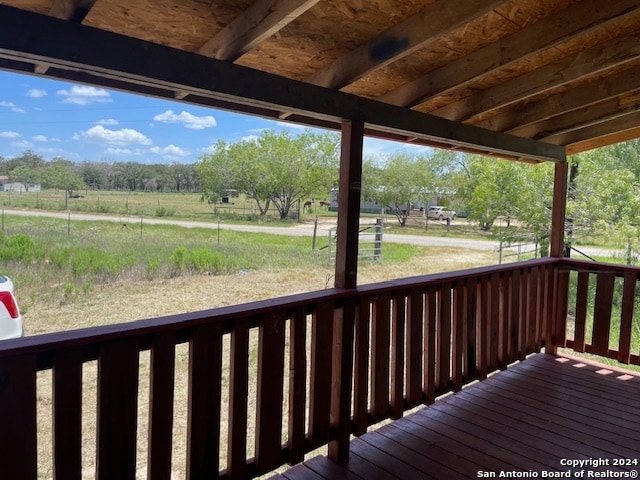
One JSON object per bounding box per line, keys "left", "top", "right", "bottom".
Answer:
{"left": 2, "top": 199, "right": 636, "bottom": 478}
{"left": 3, "top": 212, "right": 498, "bottom": 479}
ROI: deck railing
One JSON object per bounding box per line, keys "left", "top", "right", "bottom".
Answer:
{"left": 0, "top": 257, "right": 626, "bottom": 479}
{"left": 559, "top": 258, "right": 640, "bottom": 366}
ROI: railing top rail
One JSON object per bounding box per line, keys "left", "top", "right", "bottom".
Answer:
{"left": 559, "top": 257, "right": 640, "bottom": 276}
{"left": 357, "top": 257, "right": 559, "bottom": 294}
{"left": 0, "top": 287, "right": 353, "bottom": 360}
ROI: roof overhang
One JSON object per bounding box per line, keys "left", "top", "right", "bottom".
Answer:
{"left": 0, "top": 5, "right": 566, "bottom": 164}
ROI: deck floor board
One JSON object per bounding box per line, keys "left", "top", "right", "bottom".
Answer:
{"left": 274, "top": 353, "right": 640, "bottom": 479}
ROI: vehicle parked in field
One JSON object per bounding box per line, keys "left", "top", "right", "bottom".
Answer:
{"left": 0, "top": 275, "right": 23, "bottom": 340}
{"left": 427, "top": 206, "right": 456, "bottom": 221}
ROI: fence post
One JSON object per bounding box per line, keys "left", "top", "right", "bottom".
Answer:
{"left": 312, "top": 216, "right": 318, "bottom": 251}
{"left": 374, "top": 219, "right": 382, "bottom": 260}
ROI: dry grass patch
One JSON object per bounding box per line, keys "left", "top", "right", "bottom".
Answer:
{"left": 30, "top": 248, "right": 498, "bottom": 479}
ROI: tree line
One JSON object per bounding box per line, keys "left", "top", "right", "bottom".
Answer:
{"left": 0, "top": 150, "right": 201, "bottom": 194}
{"left": 4, "top": 133, "right": 639, "bottom": 262}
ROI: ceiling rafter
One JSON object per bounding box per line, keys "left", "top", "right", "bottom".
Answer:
{"left": 565, "top": 125, "right": 640, "bottom": 155}
{"left": 198, "top": 0, "right": 320, "bottom": 62}
{"left": 175, "top": 0, "right": 319, "bottom": 100}
{"left": 304, "top": 0, "right": 504, "bottom": 89}
{"left": 379, "top": 0, "right": 640, "bottom": 108}
{"left": 36, "top": 0, "right": 97, "bottom": 75}
{"left": 519, "top": 94, "right": 640, "bottom": 140}
{"left": 549, "top": 111, "right": 640, "bottom": 153}
{"left": 473, "top": 64, "right": 640, "bottom": 133}
{"left": 431, "top": 31, "right": 640, "bottom": 122}
{"left": 49, "top": 0, "right": 96, "bottom": 22}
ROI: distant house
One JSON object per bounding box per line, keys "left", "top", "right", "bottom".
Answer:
{"left": 328, "top": 187, "right": 385, "bottom": 214}
{"left": 0, "top": 176, "right": 41, "bottom": 192}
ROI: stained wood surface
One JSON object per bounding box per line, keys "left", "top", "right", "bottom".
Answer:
{"left": 275, "top": 353, "right": 640, "bottom": 480}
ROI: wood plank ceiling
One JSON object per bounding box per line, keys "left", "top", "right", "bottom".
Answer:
{"left": 1, "top": 0, "right": 639, "bottom": 158}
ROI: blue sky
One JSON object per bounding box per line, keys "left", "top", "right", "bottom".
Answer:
{"left": 0, "top": 70, "right": 428, "bottom": 165}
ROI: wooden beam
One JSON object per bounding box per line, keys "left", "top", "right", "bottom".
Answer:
{"left": 432, "top": 31, "right": 640, "bottom": 122}
{"left": 0, "top": 5, "right": 565, "bottom": 163}
{"left": 547, "top": 111, "right": 640, "bottom": 152}
{"left": 565, "top": 125, "right": 640, "bottom": 155}
{"left": 515, "top": 93, "right": 640, "bottom": 140}
{"left": 305, "top": 0, "right": 503, "bottom": 89}
{"left": 198, "top": 0, "right": 320, "bottom": 61}
{"left": 49, "top": 0, "right": 97, "bottom": 22}
{"left": 474, "top": 65, "right": 640, "bottom": 133}
{"left": 334, "top": 120, "right": 364, "bottom": 290}
{"left": 380, "top": 0, "right": 640, "bottom": 107}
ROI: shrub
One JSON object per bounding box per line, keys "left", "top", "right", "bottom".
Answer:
{"left": 0, "top": 233, "right": 44, "bottom": 263}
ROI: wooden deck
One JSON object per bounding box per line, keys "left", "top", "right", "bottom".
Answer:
{"left": 275, "top": 353, "right": 640, "bottom": 479}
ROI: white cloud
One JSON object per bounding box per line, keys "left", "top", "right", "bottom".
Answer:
{"left": 32, "top": 135, "right": 48, "bottom": 142}
{"left": 0, "top": 131, "right": 20, "bottom": 139}
{"left": 10, "top": 140, "right": 33, "bottom": 149}
{"left": 79, "top": 125, "right": 152, "bottom": 146}
{"left": 27, "top": 89, "right": 47, "bottom": 98}
{"left": 57, "top": 85, "right": 112, "bottom": 105}
{"left": 104, "top": 147, "right": 133, "bottom": 156}
{"left": 151, "top": 144, "right": 190, "bottom": 159}
{"left": 95, "top": 118, "right": 118, "bottom": 126}
{"left": 153, "top": 110, "right": 216, "bottom": 130}
{"left": 36, "top": 147, "right": 64, "bottom": 155}
{"left": 0, "top": 101, "right": 25, "bottom": 113}
{"left": 240, "top": 135, "right": 259, "bottom": 143}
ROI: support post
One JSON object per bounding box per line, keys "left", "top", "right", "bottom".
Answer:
{"left": 548, "top": 159, "right": 569, "bottom": 355}
{"left": 334, "top": 120, "right": 364, "bottom": 289}
{"left": 550, "top": 160, "right": 568, "bottom": 258}
{"left": 329, "top": 120, "right": 363, "bottom": 465}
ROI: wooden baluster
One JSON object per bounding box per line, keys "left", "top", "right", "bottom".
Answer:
{"left": 543, "top": 265, "right": 555, "bottom": 353}
{"left": 228, "top": 320, "right": 249, "bottom": 478}
{"left": 592, "top": 272, "right": 615, "bottom": 356}
{"left": 518, "top": 267, "right": 544, "bottom": 352}
{"left": 452, "top": 280, "right": 464, "bottom": 391}
{"left": 0, "top": 354, "right": 37, "bottom": 479}
{"left": 329, "top": 297, "right": 356, "bottom": 464}
{"left": 148, "top": 333, "right": 176, "bottom": 480}
{"left": 424, "top": 285, "right": 437, "bottom": 404}
{"left": 308, "top": 301, "right": 333, "bottom": 444}
{"left": 353, "top": 295, "right": 371, "bottom": 436}
{"left": 489, "top": 272, "right": 500, "bottom": 371}
{"left": 509, "top": 269, "right": 521, "bottom": 363}
{"left": 573, "top": 271, "right": 589, "bottom": 353}
{"left": 371, "top": 292, "right": 391, "bottom": 420}
{"left": 406, "top": 286, "right": 423, "bottom": 406}
{"left": 53, "top": 348, "right": 83, "bottom": 480}
{"left": 97, "top": 339, "right": 140, "bottom": 480}
{"left": 391, "top": 292, "right": 406, "bottom": 419}
{"left": 478, "top": 276, "right": 489, "bottom": 380}
{"left": 499, "top": 272, "right": 509, "bottom": 369}
{"left": 437, "top": 283, "right": 452, "bottom": 394}
{"left": 465, "top": 277, "right": 478, "bottom": 381}
{"left": 288, "top": 307, "right": 307, "bottom": 465}
{"left": 255, "top": 313, "right": 286, "bottom": 474}
{"left": 187, "top": 324, "right": 222, "bottom": 480}
{"left": 618, "top": 271, "right": 636, "bottom": 364}
{"left": 555, "top": 269, "right": 570, "bottom": 348}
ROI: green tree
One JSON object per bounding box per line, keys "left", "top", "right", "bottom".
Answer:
{"left": 8, "top": 165, "right": 41, "bottom": 192}
{"left": 362, "top": 152, "right": 432, "bottom": 227}
{"left": 79, "top": 162, "right": 108, "bottom": 190}
{"left": 570, "top": 140, "right": 640, "bottom": 264}
{"left": 42, "top": 163, "right": 86, "bottom": 209}
{"left": 197, "top": 130, "right": 339, "bottom": 219}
